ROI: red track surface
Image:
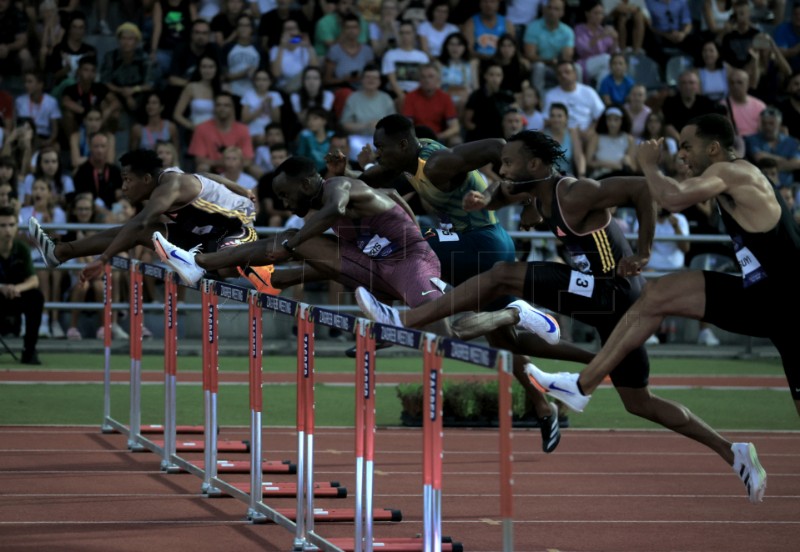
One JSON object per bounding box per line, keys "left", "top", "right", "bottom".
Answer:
{"left": 1, "top": 425, "right": 798, "bottom": 552}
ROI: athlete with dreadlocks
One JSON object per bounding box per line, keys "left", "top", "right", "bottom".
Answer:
{"left": 358, "top": 130, "right": 748, "bottom": 480}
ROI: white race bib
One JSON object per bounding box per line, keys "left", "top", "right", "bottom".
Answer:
{"left": 362, "top": 234, "right": 392, "bottom": 257}
{"left": 435, "top": 223, "right": 460, "bottom": 242}
{"left": 568, "top": 270, "right": 595, "bottom": 298}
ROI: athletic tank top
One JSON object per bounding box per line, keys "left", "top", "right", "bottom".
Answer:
{"left": 717, "top": 184, "right": 800, "bottom": 288}
{"left": 332, "top": 200, "right": 426, "bottom": 259}
{"left": 404, "top": 138, "right": 497, "bottom": 232}
{"left": 161, "top": 167, "right": 255, "bottom": 235}
{"left": 538, "top": 176, "right": 638, "bottom": 280}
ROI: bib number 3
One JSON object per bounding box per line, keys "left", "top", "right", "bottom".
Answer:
{"left": 568, "top": 270, "right": 595, "bottom": 298}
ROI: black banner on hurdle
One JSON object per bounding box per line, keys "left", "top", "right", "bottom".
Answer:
{"left": 439, "top": 337, "right": 498, "bottom": 369}
{"left": 140, "top": 262, "right": 170, "bottom": 282}
{"left": 257, "top": 293, "right": 299, "bottom": 316}
{"left": 111, "top": 256, "right": 130, "bottom": 270}
{"left": 213, "top": 281, "right": 251, "bottom": 304}
{"left": 373, "top": 323, "right": 422, "bottom": 350}
{"left": 311, "top": 307, "right": 356, "bottom": 333}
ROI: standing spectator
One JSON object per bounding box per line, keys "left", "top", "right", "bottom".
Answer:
{"left": 241, "top": 69, "right": 283, "bottom": 148}
{"left": 402, "top": 64, "right": 461, "bottom": 146}
{"left": 463, "top": 0, "right": 515, "bottom": 60}
{"left": 493, "top": 33, "right": 533, "bottom": 95}
{"left": 723, "top": 68, "right": 766, "bottom": 137}
{"left": 270, "top": 18, "right": 318, "bottom": 93}
{"left": 223, "top": 14, "right": 262, "bottom": 98}
{"left": 173, "top": 55, "right": 225, "bottom": 134}
{"left": 463, "top": 61, "right": 517, "bottom": 141}
{"left": 189, "top": 92, "right": 254, "bottom": 173}
{"left": 368, "top": 0, "right": 402, "bottom": 59}
{"left": 212, "top": 0, "right": 249, "bottom": 47}
{"left": 597, "top": 52, "right": 634, "bottom": 106}
{"left": 72, "top": 132, "right": 123, "bottom": 217}
{"left": 745, "top": 106, "right": 800, "bottom": 186}
{"left": 662, "top": 69, "right": 721, "bottom": 142}
{"left": 519, "top": 86, "right": 546, "bottom": 130}
{"left": 16, "top": 71, "right": 62, "bottom": 151}
{"left": 0, "top": 206, "right": 44, "bottom": 364}
{"left": 544, "top": 102, "right": 586, "bottom": 176}
{"left": 524, "top": 0, "right": 576, "bottom": 96}
{"left": 382, "top": 21, "right": 429, "bottom": 110}
{"left": 101, "top": 23, "right": 156, "bottom": 115}
{"left": 0, "top": 0, "right": 34, "bottom": 76}
{"left": 776, "top": 71, "right": 800, "bottom": 140}
{"left": 543, "top": 60, "right": 606, "bottom": 139}
{"left": 575, "top": 0, "right": 620, "bottom": 87}
{"left": 643, "top": 0, "right": 694, "bottom": 68}
{"left": 150, "top": 0, "right": 197, "bottom": 78}
{"left": 605, "top": 0, "right": 649, "bottom": 55}
{"left": 314, "top": 0, "right": 369, "bottom": 58}
{"left": 323, "top": 13, "right": 376, "bottom": 91}
{"left": 340, "top": 65, "right": 396, "bottom": 157}
{"left": 625, "top": 83, "right": 652, "bottom": 138}
{"left": 773, "top": 2, "right": 800, "bottom": 72}
{"left": 61, "top": 56, "right": 121, "bottom": 139}
{"left": 130, "top": 93, "right": 180, "bottom": 152}
{"left": 417, "top": 0, "right": 459, "bottom": 59}
{"left": 697, "top": 39, "right": 730, "bottom": 101}
{"left": 219, "top": 145, "right": 258, "bottom": 190}
{"left": 18, "top": 178, "right": 66, "bottom": 339}
{"left": 70, "top": 107, "right": 117, "bottom": 170}
{"left": 436, "top": 32, "right": 480, "bottom": 118}
{"left": 21, "top": 146, "right": 75, "bottom": 208}
{"left": 585, "top": 105, "right": 637, "bottom": 178}
{"left": 258, "top": 0, "right": 312, "bottom": 51}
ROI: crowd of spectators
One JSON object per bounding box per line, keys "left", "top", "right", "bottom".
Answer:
{"left": 0, "top": 0, "right": 799, "bottom": 347}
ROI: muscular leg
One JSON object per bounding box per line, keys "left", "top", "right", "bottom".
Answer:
{"left": 617, "top": 386, "right": 734, "bottom": 465}
{"left": 399, "top": 261, "right": 528, "bottom": 328}
{"left": 579, "top": 272, "right": 706, "bottom": 393}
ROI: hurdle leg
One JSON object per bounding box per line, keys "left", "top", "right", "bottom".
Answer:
{"left": 128, "top": 262, "right": 146, "bottom": 452}
{"left": 247, "top": 291, "right": 267, "bottom": 523}
{"left": 201, "top": 280, "right": 222, "bottom": 496}
{"left": 302, "top": 307, "right": 316, "bottom": 542}
{"left": 497, "top": 351, "right": 514, "bottom": 552}
{"left": 162, "top": 273, "right": 180, "bottom": 473}
{"left": 101, "top": 265, "right": 114, "bottom": 433}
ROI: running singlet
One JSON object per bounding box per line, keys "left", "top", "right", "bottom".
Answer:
{"left": 160, "top": 167, "right": 255, "bottom": 236}
{"left": 717, "top": 185, "right": 800, "bottom": 288}
{"left": 404, "top": 138, "right": 497, "bottom": 233}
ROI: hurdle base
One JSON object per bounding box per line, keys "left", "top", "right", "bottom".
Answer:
{"left": 100, "top": 424, "right": 115, "bottom": 434}
{"left": 247, "top": 508, "right": 268, "bottom": 524}
{"left": 201, "top": 482, "right": 223, "bottom": 497}
{"left": 160, "top": 461, "right": 181, "bottom": 474}
{"left": 326, "top": 537, "right": 463, "bottom": 552}
{"left": 127, "top": 439, "right": 147, "bottom": 452}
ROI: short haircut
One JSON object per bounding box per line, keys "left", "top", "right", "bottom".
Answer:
{"left": 119, "top": 149, "right": 163, "bottom": 177}
{"left": 376, "top": 114, "right": 415, "bottom": 137}
{"left": 507, "top": 130, "right": 567, "bottom": 167}
{"left": 78, "top": 55, "right": 97, "bottom": 69}
{"left": 0, "top": 206, "right": 17, "bottom": 218}
{"left": 549, "top": 102, "right": 569, "bottom": 117}
{"left": 687, "top": 113, "right": 736, "bottom": 150}
{"left": 274, "top": 156, "right": 317, "bottom": 180}
{"left": 756, "top": 157, "right": 778, "bottom": 170}
{"left": 270, "top": 142, "right": 289, "bottom": 153}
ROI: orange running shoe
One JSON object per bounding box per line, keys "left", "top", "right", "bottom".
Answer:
{"left": 238, "top": 264, "right": 281, "bottom": 295}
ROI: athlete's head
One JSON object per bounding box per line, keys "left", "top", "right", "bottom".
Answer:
{"left": 501, "top": 130, "right": 566, "bottom": 183}
{"left": 373, "top": 114, "right": 418, "bottom": 172}
{"left": 679, "top": 114, "right": 736, "bottom": 175}
{"left": 272, "top": 156, "right": 322, "bottom": 217}
{"left": 119, "top": 149, "right": 163, "bottom": 203}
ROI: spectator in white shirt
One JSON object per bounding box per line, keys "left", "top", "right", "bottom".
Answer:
{"left": 15, "top": 70, "right": 61, "bottom": 149}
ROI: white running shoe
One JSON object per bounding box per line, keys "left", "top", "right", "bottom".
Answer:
{"left": 697, "top": 328, "right": 721, "bottom": 346}
{"left": 51, "top": 322, "right": 65, "bottom": 339}
{"left": 732, "top": 442, "right": 767, "bottom": 504}
{"left": 507, "top": 300, "right": 560, "bottom": 345}
{"left": 355, "top": 287, "right": 403, "bottom": 326}
{"left": 524, "top": 363, "right": 590, "bottom": 413}
{"left": 28, "top": 217, "right": 62, "bottom": 267}
{"left": 152, "top": 232, "right": 205, "bottom": 285}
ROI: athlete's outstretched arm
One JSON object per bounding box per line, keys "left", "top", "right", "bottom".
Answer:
{"left": 283, "top": 178, "right": 351, "bottom": 252}
{"left": 199, "top": 172, "right": 256, "bottom": 203}
{"left": 424, "top": 138, "right": 506, "bottom": 191}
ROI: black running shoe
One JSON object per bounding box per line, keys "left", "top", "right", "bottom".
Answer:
{"left": 539, "top": 401, "right": 561, "bottom": 454}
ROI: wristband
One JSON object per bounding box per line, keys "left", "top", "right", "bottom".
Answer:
{"left": 281, "top": 239, "right": 295, "bottom": 254}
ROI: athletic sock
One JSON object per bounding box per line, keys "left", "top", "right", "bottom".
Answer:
{"left": 577, "top": 379, "right": 586, "bottom": 396}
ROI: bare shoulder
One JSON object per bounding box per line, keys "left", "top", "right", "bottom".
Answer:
{"left": 705, "top": 159, "right": 764, "bottom": 190}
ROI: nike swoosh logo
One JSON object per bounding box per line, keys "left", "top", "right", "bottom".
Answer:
{"left": 549, "top": 383, "right": 576, "bottom": 395}
{"left": 421, "top": 290, "right": 437, "bottom": 296}
{"left": 534, "top": 311, "right": 558, "bottom": 333}
{"left": 170, "top": 249, "right": 190, "bottom": 264}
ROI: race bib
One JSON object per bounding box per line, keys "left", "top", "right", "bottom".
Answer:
{"left": 568, "top": 270, "right": 595, "bottom": 298}
{"left": 362, "top": 234, "right": 393, "bottom": 258}
{"left": 735, "top": 246, "right": 767, "bottom": 288}
{"left": 436, "top": 222, "right": 460, "bottom": 242}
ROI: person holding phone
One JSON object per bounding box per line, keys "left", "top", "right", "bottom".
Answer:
{"left": 270, "top": 18, "right": 318, "bottom": 93}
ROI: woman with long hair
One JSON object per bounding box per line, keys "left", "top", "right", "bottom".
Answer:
{"left": 436, "top": 32, "right": 479, "bottom": 117}
{"left": 290, "top": 66, "right": 335, "bottom": 131}
{"left": 585, "top": 105, "right": 637, "bottom": 179}
{"left": 241, "top": 69, "right": 283, "bottom": 147}
{"left": 544, "top": 102, "right": 586, "bottom": 178}
{"left": 172, "top": 54, "right": 224, "bottom": 133}
{"left": 130, "top": 92, "right": 180, "bottom": 152}
{"left": 21, "top": 146, "right": 75, "bottom": 208}
{"left": 697, "top": 39, "right": 729, "bottom": 101}
{"left": 492, "top": 33, "right": 532, "bottom": 95}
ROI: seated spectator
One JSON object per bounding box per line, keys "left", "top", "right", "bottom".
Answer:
{"left": 464, "top": 61, "right": 517, "bottom": 141}
{"left": 702, "top": 0, "right": 734, "bottom": 45}
{"left": 21, "top": 146, "right": 75, "bottom": 208}
{"left": 436, "top": 32, "right": 480, "bottom": 118}
{"left": 212, "top": 0, "right": 249, "bottom": 47}
{"left": 417, "top": 0, "right": 459, "bottom": 59}
{"left": 463, "top": 0, "right": 515, "bottom": 60}
{"left": 150, "top": 0, "right": 197, "bottom": 79}
{"left": 643, "top": 0, "right": 694, "bottom": 68}
{"left": 369, "top": 0, "right": 403, "bottom": 59}
{"left": 605, "top": 0, "right": 649, "bottom": 55}
{"left": 0, "top": 0, "right": 34, "bottom": 76}
{"left": 255, "top": 142, "right": 292, "bottom": 227}
{"left": 575, "top": 0, "right": 619, "bottom": 87}
{"left": 0, "top": 179, "right": 19, "bottom": 216}
{"left": 189, "top": 92, "right": 254, "bottom": 173}
{"left": 270, "top": 19, "right": 318, "bottom": 93}
{"left": 15, "top": 70, "right": 62, "bottom": 150}
{"left": 773, "top": 2, "right": 800, "bottom": 73}
{"left": 101, "top": 23, "right": 155, "bottom": 114}
{"left": 219, "top": 145, "right": 258, "bottom": 191}
{"left": 751, "top": 31, "right": 793, "bottom": 105}
{"left": 402, "top": 64, "right": 461, "bottom": 146}
{"left": 61, "top": 56, "right": 121, "bottom": 139}
{"left": 323, "top": 13, "right": 376, "bottom": 91}
{"left": 719, "top": 0, "right": 760, "bottom": 82}
{"left": 340, "top": 65, "right": 396, "bottom": 158}
{"left": 777, "top": 71, "right": 800, "bottom": 140}
{"left": 258, "top": 0, "right": 312, "bottom": 52}
{"left": 625, "top": 84, "right": 652, "bottom": 138}
{"left": 543, "top": 60, "right": 606, "bottom": 139}
{"left": 314, "top": 0, "right": 369, "bottom": 58}
{"left": 18, "top": 178, "right": 67, "bottom": 339}
{"left": 585, "top": 105, "right": 637, "bottom": 179}
{"left": 639, "top": 110, "right": 678, "bottom": 174}
{"left": 173, "top": 55, "right": 225, "bottom": 134}
{"left": 69, "top": 108, "right": 116, "bottom": 176}
{"left": 72, "top": 132, "right": 123, "bottom": 217}
{"left": 166, "top": 19, "right": 223, "bottom": 90}
{"left": 0, "top": 156, "right": 20, "bottom": 212}
{"left": 240, "top": 69, "right": 282, "bottom": 150}
{"left": 129, "top": 93, "right": 180, "bottom": 153}
{"left": 662, "top": 69, "right": 721, "bottom": 142}
{"left": 757, "top": 156, "right": 781, "bottom": 185}
{"left": 294, "top": 107, "right": 334, "bottom": 173}
{"left": 156, "top": 140, "right": 179, "bottom": 168}
{"left": 597, "top": 53, "right": 634, "bottom": 106}
{"left": 252, "top": 122, "right": 287, "bottom": 176}
{"left": 519, "top": 86, "right": 546, "bottom": 130}
{"left": 745, "top": 106, "right": 800, "bottom": 187}
{"left": 35, "top": 0, "right": 64, "bottom": 76}
{"left": 723, "top": 68, "right": 766, "bottom": 137}
{"left": 2, "top": 119, "right": 35, "bottom": 177}
{"left": 697, "top": 39, "right": 729, "bottom": 101}
{"left": 0, "top": 206, "right": 44, "bottom": 364}
{"left": 524, "top": 0, "right": 575, "bottom": 96}
{"left": 493, "top": 33, "right": 533, "bottom": 95}
{"left": 544, "top": 102, "right": 586, "bottom": 177}
{"left": 382, "top": 21, "right": 429, "bottom": 109}
{"left": 222, "top": 14, "right": 261, "bottom": 98}
{"left": 291, "top": 66, "right": 336, "bottom": 128}
{"left": 44, "top": 11, "right": 95, "bottom": 90}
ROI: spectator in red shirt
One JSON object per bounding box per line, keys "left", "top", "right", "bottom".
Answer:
{"left": 402, "top": 63, "right": 461, "bottom": 146}
{"left": 188, "top": 91, "right": 253, "bottom": 173}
